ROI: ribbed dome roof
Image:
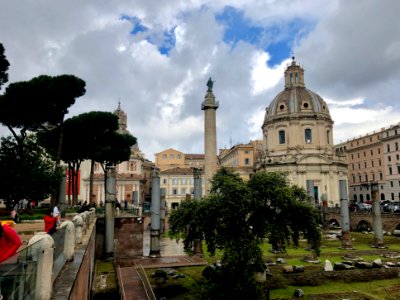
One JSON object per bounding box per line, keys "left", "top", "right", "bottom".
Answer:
{"left": 264, "top": 58, "right": 332, "bottom": 123}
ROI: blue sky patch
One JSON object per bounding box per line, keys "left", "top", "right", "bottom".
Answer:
{"left": 120, "top": 15, "right": 148, "bottom": 34}
{"left": 216, "top": 6, "right": 315, "bottom": 67}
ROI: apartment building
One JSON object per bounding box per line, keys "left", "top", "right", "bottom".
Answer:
{"left": 336, "top": 122, "right": 400, "bottom": 203}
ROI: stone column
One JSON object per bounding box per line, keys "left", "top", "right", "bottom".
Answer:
{"left": 371, "top": 184, "right": 384, "bottom": 248}
{"left": 160, "top": 188, "right": 166, "bottom": 233}
{"left": 193, "top": 167, "right": 203, "bottom": 256}
{"left": 193, "top": 167, "right": 202, "bottom": 201}
{"left": 306, "top": 180, "right": 315, "bottom": 206}
{"left": 202, "top": 78, "right": 219, "bottom": 195}
{"left": 150, "top": 167, "right": 161, "bottom": 257}
{"left": 339, "top": 180, "right": 352, "bottom": 249}
{"left": 105, "top": 165, "right": 116, "bottom": 258}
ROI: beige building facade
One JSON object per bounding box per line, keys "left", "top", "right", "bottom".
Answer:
{"left": 337, "top": 122, "right": 400, "bottom": 203}
{"left": 260, "top": 58, "right": 348, "bottom": 206}
{"left": 219, "top": 140, "right": 263, "bottom": 180}
{"left": 155, "top": 148, "right": 205, "bottom": 209}
{"left": 160, "top": 167, "right": 205, "bottom": 209}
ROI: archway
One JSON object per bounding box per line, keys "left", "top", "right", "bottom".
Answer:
{"left": 356, "top": 220, "right": 372, "bottom": 232}
{"left": 328, "top": 218, "right": 340, "bottom": 229}
{"left": 359, "top": 194, "right": 364, "bottom": 202}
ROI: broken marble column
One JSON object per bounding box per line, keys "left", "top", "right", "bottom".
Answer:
{"left": 339, "top": 180, "right": 352, "bottom": 249}
{"left": 371, "top": 184, "right": 384, "bottom": 248}
{"left": 105, "top": 165, "right": 116, "bottom": 258}
{"left": 150, "top": 167, "right": 161, "bottom": 257}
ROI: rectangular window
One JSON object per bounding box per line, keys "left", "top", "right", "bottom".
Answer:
{"left": 396, "top": 142, "right": 399, "bottom": 151}
{"left": 163, "top": 179, "right": 167, "bottom": 184}
{"left": 378, "top": 148, "right": 381, "bottom": 154}
{"left": 351, "top": 154, "right": 354, "bottom": 159}
{"left": 364, "top": 161, "right": 367, "bottom": 168}
{"left": 176, "top": 154, "right": 181, "bottom": 159}
{"left": 181, "top": 188, "right": 186, "bottom": 195}
{"left": 388, "top": 155, "right": 392, "bottom": 162}
{"left": 244, "top": 158, "right": 250, "bottom": 165}
{"left": 190, "top": 179, "right": 194, "bottom": 185}
{"left": 162, "top": 154, "right": 167, "bottom": 159}
{"left": 358, "top": 163, "right": 360, "bottom": 169}
{"left": 170, "top": 154, "right": 175, "bottom": 159}
{"left": 380, "top": 173, "right": 383, "bottom": 180}
{"left": 389, "top": 167, "right": 392, "bottom": 175}
{"left": 363, "top": 151, "right": 366, "bottom": 157}
{"left": 172, "top": 188, "right": 178, "bottom": 195}
{"left": 391, "top": 193, "right": 395, "bottom": 200}
{"left": 279, "top": 130, "right": 285, "bottom": 144}
{"left": 398, "top": 166, "right": 400, "bottom": 174}
{"left": 357, "top": 153, "right": 360, "bottom": 158}
{"left": 352, "top": 164, "right": 354, "bottom": 170}
{"left": 370, "top": 149, "right": 373, "bottom": 155}
{"left": 387, "top": 145, "right": 391, "bottom": 153}
{"left": 181, "top": 178, "right": 187, "bottom": 185}
{"left": 172, "top": 179, "right": 178, "bottom": 185}
{"left": 371, "top": 161, "right": 374, "bottom": 167}
{"left": 372, "top": 174, "right": 375, "bottom": 181}
{"left": 397, "top": 154, "right": 399, "bottom": 160}
{"left": 379, "top": 159, "right": 382, "bottom": 166}
{"left": 305, "top": 128, "right": 312, "bottom": 143}
{"left": 365, "top": 174, "right": 368, "bottom": 182}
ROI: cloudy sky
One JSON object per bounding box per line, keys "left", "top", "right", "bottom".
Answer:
{"left": 1, "top": 0, "right": 400, "bottom": 160}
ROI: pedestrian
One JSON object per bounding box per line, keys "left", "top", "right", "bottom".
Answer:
{"left": 124, "top": 200, "right": 128, "bottom": 210}
{"left": 0, "top": 222, "right": 22, "bottom": 263}
{"left": 44, "top": 209, "right": 58, "bottom": 235}
{"left": 53, "top": 205, "right": 61, "bottom": 225}
{"left": 10, "top": 209, "right": 19, "bottom": 223}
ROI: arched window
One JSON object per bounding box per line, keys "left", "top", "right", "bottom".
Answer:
{"left": 366, "top": 194, "right": 370, "bottom": 201}
{"left": 354, "top": 194, "right": 357, "bottom": 201}
{"left": 305, "top": 128, "right": 312, "bottom": 143}
{"left": 380, "top": 193, "right": 385, "bottom": 200}
{"left": 360, "top": 194, "right": 364, "bottom": 202}
{"left": 279, "top": 130, "right": 285, "bottom": 144}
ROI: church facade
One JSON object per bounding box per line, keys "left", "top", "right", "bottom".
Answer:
{"left": 259, "top": 58, "right": 348, "bottom": 206}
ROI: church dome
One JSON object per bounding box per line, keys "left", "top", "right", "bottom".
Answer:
{"left": 264, "top": 57, "right": 332, "bottom": 125}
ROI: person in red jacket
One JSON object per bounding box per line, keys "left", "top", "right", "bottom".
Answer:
{"left": 0, "top": 223, "right": 22, "bottom": 263}
{"left": 44, "top": 208, "right": 58, "bottom": 235}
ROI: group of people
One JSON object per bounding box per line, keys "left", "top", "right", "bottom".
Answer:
{"left": 0, "top": 205, "right": 61, "bottom": 265}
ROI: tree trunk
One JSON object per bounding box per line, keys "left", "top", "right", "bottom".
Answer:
{"left": 89, "top": 159, "right": 95, "bottom": 205}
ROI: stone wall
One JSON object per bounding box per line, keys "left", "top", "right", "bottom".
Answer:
{"left": 96, "top": 216, "right": 144, "bottom": 258}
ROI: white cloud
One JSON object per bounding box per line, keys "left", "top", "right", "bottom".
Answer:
{"left": 251, "top": 52, "right": 288, "bottom": 95}
{"left": 0, "top": 0, "right": 399, "bottom": 160}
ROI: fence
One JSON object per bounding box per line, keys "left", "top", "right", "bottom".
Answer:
{"left": 0, "top": 209, "right": 96, "bottom": 300}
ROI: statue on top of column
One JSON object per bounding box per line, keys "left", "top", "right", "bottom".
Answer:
{"left": 207, "top": 77, "right": 215, "bottom": 92}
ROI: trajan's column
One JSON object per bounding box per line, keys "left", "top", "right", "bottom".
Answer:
{"left": 202, "top": 77, "right": 219, "bottom": 195}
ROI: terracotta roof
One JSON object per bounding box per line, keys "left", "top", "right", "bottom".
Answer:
{"left": 185, "top": 154, "right": 204, "bottom": 160}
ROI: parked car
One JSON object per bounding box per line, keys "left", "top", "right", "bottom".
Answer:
{"left": 357, "top": 203, "right": 372, "bottom": 212}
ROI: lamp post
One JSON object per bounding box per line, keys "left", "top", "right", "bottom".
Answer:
{"left": 371, "top": 182, "right": 384, "bottom": 248}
